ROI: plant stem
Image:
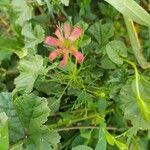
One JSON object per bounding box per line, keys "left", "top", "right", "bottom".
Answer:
{"left": 48, "top": 114, "right": 99, "bottom": 129}
{"left": 0, "top": 17, "right": 9, "bottom": 26}
{"left": 55, "top": 126, "right": 117, "bottom": 132}
{"left": 72, "top": 58, "right": 78, "bottom": 80}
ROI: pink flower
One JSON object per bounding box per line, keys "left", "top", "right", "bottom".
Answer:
{"left": 44, "top": 23, "right": 84, "bottom": 67}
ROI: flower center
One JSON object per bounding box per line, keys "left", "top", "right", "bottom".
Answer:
{"left": 63, "top": 39, "right": 71, "bottom": 48}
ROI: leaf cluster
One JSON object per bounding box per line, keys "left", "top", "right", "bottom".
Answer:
{"left": 0, "top": 0, "right": 150, "bottom": 149}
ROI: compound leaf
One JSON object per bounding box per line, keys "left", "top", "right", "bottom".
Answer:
{"left": 106, "top": 40, "right": 128, "bottom": 65}
{"left": 12, "top": 0, "right": 33, "bottom": 26}
{"left": 0, "top": 36, "right": 26, "bottom": 59}
{"left": 88, "top": 20, "right": 114, "bottom": 46}
{"left": 21, "top": 23, "right": 45, "bottom": 52}
{"left": 26, "top": 130, "right": 60, "bottom": 150}
{"left": 14, "top": 55, "right": 44, "bottom": 93}
{"left": 120, "top": 77, "right": 150, "bottom": 130}
{"left": 14, "top": 93, "right": 50, "bottom": 132}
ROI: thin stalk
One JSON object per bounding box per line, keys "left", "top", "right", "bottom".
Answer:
{"left": 72, "top": 58, "right": 78, "bottom": 80}
{"left": 48, "top": 114, "right": 98, "bottom": 129}
{"left": 55, "top": 126, "right": 117, "bottom": 132}
{"left": 124, "top": 17, "right": 150, "bottom": 69}
{"left": 0, "top": 17, "right": 9, "bottom": 26}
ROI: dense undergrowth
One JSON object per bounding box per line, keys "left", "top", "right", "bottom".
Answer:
{"left": 0, "top": 0, "right": 150, "bottom": 150}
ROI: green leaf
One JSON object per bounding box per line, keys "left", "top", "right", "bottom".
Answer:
{"left": 105, "top": 130, "right": 115, "bottom": 146}
{"left": 72, "top": 145, "right": 93, "bottom": 150}
{"left": 0, "top": 112, "right": 9, "bottom": 150}
{"left": 101, "top": 55, "right": 116, "bottom": 69}
{"left": 21, "top": 23, "right": 45, "bottom": 52}
{"left": 88, "top": 20, "right": 114, "bottom": 46}
{"left": 115, "top": 140, "right": 128, "bottom": 150}
{"left": 12, "top": 0, "right": 33, "bottom": 26}
{"left": 79, "top": 130, "right": 92, "bottom": 145}
{"left": 105, "top": 130, "right": 128, "bottom": 150}
{"left": 14, "top": 93, "right": 60, "bottom": 149}
{"left": 73, "top": 91, "right": 93, "bottom": 109}
{"left": 120, "top": 77, "right": 150, "bottom": 130}
{"left": 0, "top": 50, "right": 12, "bottom": 63}
{"left": 0, "top": 0, "right": 9, "bottom": 8}
{"left": 0, "top": 92, "right": 25, "bottom": 142}
{"left": 124, "top": 17, "right": 150, "bottom": 69}
{"left": 47, "top": 97, "right": 60, "bottom": 114}
{"left": 71, "top": 135, "right": 85, "bottom": 147}
{"left": 35, "top": 79, "right": 63, "bottom": 96}
{"left": 26, "top": 130, "right": 61, "bottom": 150}
{"left": 9, "top": 141, "right": 23, "bottom": 150}
{"left": 60, "top": 0, "right": 69, "bottom": 6}
{"left": 104, "top": 0, "right": 150, "bottom": 26}
{"left": 106, "top": 40, "right": 128, "bottom": 65}
{"left": 14, "top": 93, "right": 50, "bottom": 132}
{"left": 0, "top": 36, "right": 27, "bottom": 59}
{"left": 14, "top": 55, "right": 44, "bottom": 93}
{"left": 79, "top": 35, "right": 91, "bottom": 48}
{"left": 95, "top": 128, "right": 107, "bottom": 150}
{"left": 76, "top": 20, "right": 89, "bottom": 31}
{"left": 98, "top": 2, "right": 118, "bottom": 19}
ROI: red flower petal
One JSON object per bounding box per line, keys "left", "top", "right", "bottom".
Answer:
{"left": 55, "top": 28, "right": 64, "bottom": 40}
{"left": 69, "top": 26, "right": 83, "bottom": 41}
{"left": 59, "top": 53, "right": 68, "bottom": 67}
{"left": 44, "top": 36, "right": 59, "bottom": 46}
{"left": 64, "top": 23, "right": 71, "bottom": 38}
{"left": 49, "top": 49, "right": 61, "bottom": 61}
{"left": 73, "top": 51, "right": 84, "bottom": 63}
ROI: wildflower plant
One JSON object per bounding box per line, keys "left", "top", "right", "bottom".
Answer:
{"left": 45, "top": 23, "right": 84, "bottom": 67}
